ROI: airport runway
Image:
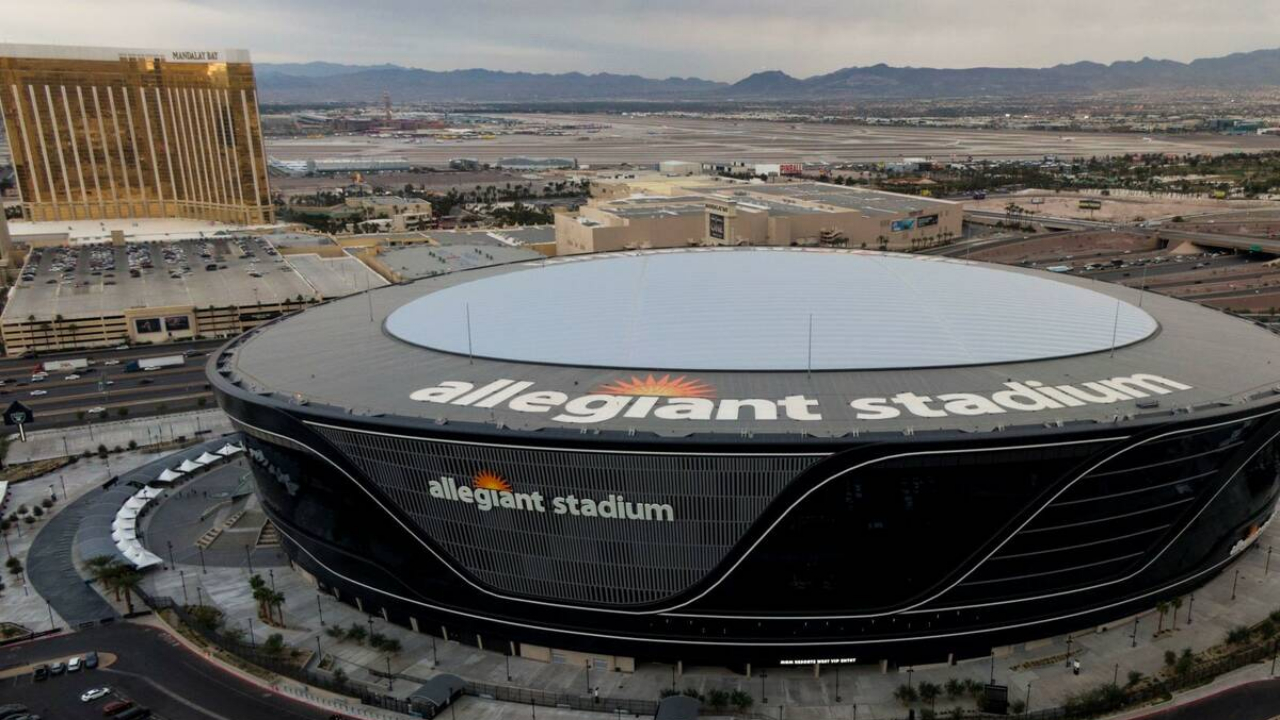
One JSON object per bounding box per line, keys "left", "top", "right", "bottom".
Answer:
{"left": 266, "top": 114, "right": 1280, "bottom": 167}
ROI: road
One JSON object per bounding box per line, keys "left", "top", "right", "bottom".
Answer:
{"left": 0, "top": 339, "right": 225, "bottom": 430}
{"left": 0, "top": 623, "right": 340, "bottom": 720}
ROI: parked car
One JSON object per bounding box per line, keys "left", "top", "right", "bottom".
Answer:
{"left": 80, "top": 687, "right": 110, "bottom": 702}
{"left": 84, "top": 651, "right": 99, "bottom": 669}
{"left": 67, "top": 656, "right": 82, "bottom": 672}
{"left": 102, "top": 360, "right": 120, "bottom": 366}
{"left": 65, "top": 374, "right": 81, "bottom": 381}
{"left": 29, "top": 390, "right": 47, "bottom": 396}
{"left": 49, "top": 661, "right": 65, "bottom": 675}
{"left": 101, "top": 700, "right": 133, "bottom": 716}
{"left": 32, "top": 664, "right": 48, "bottom": 681}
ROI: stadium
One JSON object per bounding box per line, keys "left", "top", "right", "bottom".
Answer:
{"left": 210, "top": 247, "right": 1280, "bottom": 668}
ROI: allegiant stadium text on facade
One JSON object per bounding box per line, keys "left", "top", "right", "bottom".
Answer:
{"left": 409, "top": 374, "right": 1192, "bottom": 424}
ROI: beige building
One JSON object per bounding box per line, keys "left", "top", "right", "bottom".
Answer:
{"left": 0, "top": 44, "right": 273, "bottom": 225}
{"left": 556, "top": 181, "right": 963, "bottom": 255}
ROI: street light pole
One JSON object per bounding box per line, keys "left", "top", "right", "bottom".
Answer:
{"left": 506, "top": 653, "right": 512, "bottom": 681}
{"left": 198, "top": 545, "right": 206, "bottom": 574}
{"left": 1065, "top": 636, "right": 1073, "bottom": 667}
{"left": 989, "top": 652, "right": 995, "bottom": 684}
{"left": 432, "top": 634, "right": 438, "bottom": 667}
{"left": 835, "top": 664, "right": 841, "bottom": 703}
{"left": 46, "top": 600, "right": 55, "bottom": 631}
{"left": 1025, "top": 681, "right": 1032, "bottom": 716}
{"left": 386, "top": 656, "right": 393, "bottom": 691}
{"left": 167, "top": 540, "right": 175, "bottom": 570}
{"left": 269, "top": 567, "right": 275, "bottom": 592}
{"left": 247, "top": 616, "right": 256, "bottom": 649}
{"left": 1232, "top": 569, "right": 1240, "bottom": 600}
{"left": 180, "top": 570, "right": 189, "bottom": 605}
{"left": 316, "top": 594, "right": 325, "bottom": 626}
{"left": 907, "top": 667, "right": 914, "bottom": 692}
{"left": 1188, "top": 594, "right": 1194, "bottom": 625}
{"left": 1131, "top": 617, "right": 1139, "bottom": 647}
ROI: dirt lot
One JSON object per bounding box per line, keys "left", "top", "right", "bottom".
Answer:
{"left": 967, "top": 191, "right": 1273, "bottom": 223}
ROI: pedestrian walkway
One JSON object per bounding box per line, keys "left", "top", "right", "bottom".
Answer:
{"left": 1, "top": 451, "right": 165, "bottom": 631}
{"left": 5, "top": 409, "right": 232, "bottom": 463}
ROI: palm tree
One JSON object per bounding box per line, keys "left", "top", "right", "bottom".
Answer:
{"left": 1171, "top": 596, "right": 1184, "bottom": 628}
{"left": 1156, "top": 601, "right": 1169, "bottom": 634}
{"left": 114, "top": 569, "right": 141, "bottom": 614}
{"left": 269, "top": 589, "right": 286, "bottom": 627}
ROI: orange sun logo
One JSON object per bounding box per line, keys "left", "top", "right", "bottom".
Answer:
{"left": 595, "top": 374, "right": 716, "bottom": 398}
{"left": 473, "top": 470, "right": 512, "bottom": 493}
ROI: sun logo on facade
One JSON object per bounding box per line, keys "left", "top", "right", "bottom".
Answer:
{"left": 473, "top": 470, "right": 513, "bottom": 493}
{"left": 595, "top": 374, "right": 716, "bottom": 398}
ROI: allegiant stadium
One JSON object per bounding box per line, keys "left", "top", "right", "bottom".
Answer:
{"left": 210, "top": 247, "right": 1280, "bottom": 667}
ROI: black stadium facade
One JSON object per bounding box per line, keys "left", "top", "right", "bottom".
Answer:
{"left": 211, "top": 248, "right": 1280, "bottom": 666}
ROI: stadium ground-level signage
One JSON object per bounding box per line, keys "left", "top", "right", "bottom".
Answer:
{"left": 409, "top": 373, "right": 1194, "bottom": 426}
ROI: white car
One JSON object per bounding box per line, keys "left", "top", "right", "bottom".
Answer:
{"left": 102, "top": 359, "right": 120, "bottom": 366}
{"left": 67, "top": 655, "right": 82, "bottom": 672}
{"left": 65, "top": 374, "right": 81, "bottom": 381}
{"left": 29, "top": 389, "right": 47, "bottom": 396}
{"left": 87, "top": 406, "right": 106, "bottom": 414}
{"left": 80, "top": 686, "right": 109, "bottom": 702}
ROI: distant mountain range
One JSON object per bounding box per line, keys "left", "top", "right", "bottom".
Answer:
{"left": 255, "top": 48, "right": 1280, "bottom": 103}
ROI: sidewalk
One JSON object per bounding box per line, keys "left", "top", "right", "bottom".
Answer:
{"left": 4, "top": 409, "right": 232, "bottom": 463}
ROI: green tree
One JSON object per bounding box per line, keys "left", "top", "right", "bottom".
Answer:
{"left": 728, "top": 689, "right": 752, "bottom": 712}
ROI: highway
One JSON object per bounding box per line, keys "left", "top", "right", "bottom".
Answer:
{"left": 966, "top": 209, "right": 1280, "bottom": 254}
{"left": 0, "top": 623, "right": 340, "bottom": 719}
{"left": 0, "top": 339, "right": 225, "bottom": 431}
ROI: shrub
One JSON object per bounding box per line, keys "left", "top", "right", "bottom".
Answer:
{"left": 1226, "top": 626, "right": 1252, "bottom": 645}
{"left": 31, "top": 506, "right": 43, "bottom": 517}
{"left": 893, "top": 684, "right": 918, "bottom": 704}
{"left": 325, "top": 625, "right": 346, "bottom": 639}
{"left": 706, "top": 689, "right": 730, "bottom": 710}
{"left": 22, "top": 516, "right": 33, "bottom": 525}
{"left": 1126, "top": 670, "right": 1144, "bottom": 688}
{"left": 1174, "top": 648, "right": 1195, "bottom": 677}
{"left": 681, "top": 688, "right": 703, "bottom": 702}
{"left": 382, "top": 638, "right": 401, "bottom": 653}
{"left": 345, "top": 623, "right": 367, "bottom": 644}
{"left": 1063, "top": 683, "right": 1126, "bottom": 715}
{"left": 187, "top": 604, "right": 224, "bottom": 632}
{"left": 1164, "top": 649, "right": 1177, "bottom": 667}
{"left": 1260, "top": 618, "right": 1278, "bottom": 639}
{"left": 944, "top": 678, "right": 964, "bottom": 698}
{"left": 263, "top": 632, "right": 286, "bottom": 655}
{"left": 128, "top": 439, "right": 138, "bottom": 450}
{"left": 40, "top": 498, "right": 53, "bottom": 508}
{"left": 96, "top": 444, "right": 108, "bottom": 456}
{"left": 659, "top": 688, "right": 680, "bottom": 699}
{"left": 333, "top": 667, "right": 347, "bottom": 685}
{"left": 1008, "top": 699, "right": 1026, "bottom": 714}
{"left": 729, "top": 689, "right": 752, "bottom": 712}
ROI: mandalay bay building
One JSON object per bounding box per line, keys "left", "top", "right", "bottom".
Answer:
{"left": 0, "top": 44, "right": 273, "bottom": 225}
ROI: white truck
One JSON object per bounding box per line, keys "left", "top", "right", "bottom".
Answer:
{"left": 38, "top": 358, "right": 89, "bottom": 373}
{"left": 124, "top": 355, "right": 185, "bottom": 372}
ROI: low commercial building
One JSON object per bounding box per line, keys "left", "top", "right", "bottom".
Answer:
{"left": 348, "top": 196, "right": 433, "bottom": 232}
{"left": 555, "top": 181, "right": 962, "bottom": 255}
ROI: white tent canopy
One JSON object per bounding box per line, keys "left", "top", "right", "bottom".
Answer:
{"left": 216, "top": 443, "right": 244, "bottom": 456}
{"left": 178, "top": 459, "right": 202, "bottom": 473}
{"left": 196, "top": 452, "right": 222, "bottom": 465}
{"left": 115, "top": 507, "right": 138, "bottom": 520}
{"left": 111, "top": 527, "right": 137, "bottom": 543}
{"left": 156, "top": 468, "right": 183, "bottom": 483}
{"left": 137, "top": 486, "right": 164, "bottom": 500}
{"left": 123, "top": 496, "right": 148, "bottom": 512}
{"left": 120, "top": 544, "right": 162, "bottom": 569}
{"left": 111, "top": 516, "right": 136, "bottom": 533}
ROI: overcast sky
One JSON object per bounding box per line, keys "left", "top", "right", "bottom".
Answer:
{"left": 5, "top": 0, "right": 1278, "bottom": 80}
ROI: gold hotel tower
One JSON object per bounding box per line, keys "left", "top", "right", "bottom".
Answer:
{"left": 0, "top": 44, "right": 273, "bottom": 225}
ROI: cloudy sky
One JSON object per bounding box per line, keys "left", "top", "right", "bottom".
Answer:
{"left": 5, "top": 0, "right": 1278, "bottom": 80}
